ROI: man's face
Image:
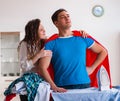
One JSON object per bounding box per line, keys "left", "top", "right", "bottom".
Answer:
{"left": 55, "top": 11, "right": 72, "bottom": 29}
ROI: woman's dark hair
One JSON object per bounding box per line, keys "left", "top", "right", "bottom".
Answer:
{"left": 51, "top": 8, "right": 67, "bottom": 23}
{"left": 24, "top": 18, "right": 40, "bottom": 44}
{"left": 18, "top": 18, "right": 44, "bottom": 59}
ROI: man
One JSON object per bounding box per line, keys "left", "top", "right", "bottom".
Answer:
{"left": 39, "top": 8, "right": 107, "bottom": 92}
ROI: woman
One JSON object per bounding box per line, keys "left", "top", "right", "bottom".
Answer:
{"left": 18, "top": 19, "right": 52, "bottom": 74}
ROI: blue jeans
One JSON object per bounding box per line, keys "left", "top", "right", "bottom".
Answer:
{"left": 59, "top": 83, "right": 90, "bottom": 89}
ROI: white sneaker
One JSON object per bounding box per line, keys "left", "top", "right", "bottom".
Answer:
{"left": 97, "top": 65, "right": 110, "bottom": 91}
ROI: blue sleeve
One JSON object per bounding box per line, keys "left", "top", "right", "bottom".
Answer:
{"left": 84, "top": 38, "right": 95, "bottom": 48}
{"left": 44, "top": 41, "right": 54, "bottom": 51}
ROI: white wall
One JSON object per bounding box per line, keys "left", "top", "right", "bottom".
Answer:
{"left": 0, "top": 0, "right": 120, "bottom": 86}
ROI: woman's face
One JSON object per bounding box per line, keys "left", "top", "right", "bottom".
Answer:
{"left": 38, "top": 24, "right": 47, "bottom": 40}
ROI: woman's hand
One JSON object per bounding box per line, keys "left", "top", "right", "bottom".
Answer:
{"left": 37, "top": 48, "right": 52, "bottom": 59}
{"left": 80, "top": 30, "right": 88, "bottom": 38}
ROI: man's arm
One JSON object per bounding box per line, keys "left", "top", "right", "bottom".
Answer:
{"left": 38, "top": 56, "right": 67, "bottom": 92}
{"left": 87, "top": 42, "right": 107, "bottom": 75}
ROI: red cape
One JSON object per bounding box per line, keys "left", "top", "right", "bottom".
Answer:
{"left": 46, "top": 30, "right": 112, "bottom": 88}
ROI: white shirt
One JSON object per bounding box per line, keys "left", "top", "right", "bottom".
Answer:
{"left": 18, "top": 41, "right": 34, "bottom": 73}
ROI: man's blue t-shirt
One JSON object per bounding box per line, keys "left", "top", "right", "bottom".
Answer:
{"left": 45, "top": 36, "right": 94, "bottom": 86}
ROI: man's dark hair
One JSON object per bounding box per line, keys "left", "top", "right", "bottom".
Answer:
{"left": 51, "top": 8, "right": 67, "bottom": 23}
